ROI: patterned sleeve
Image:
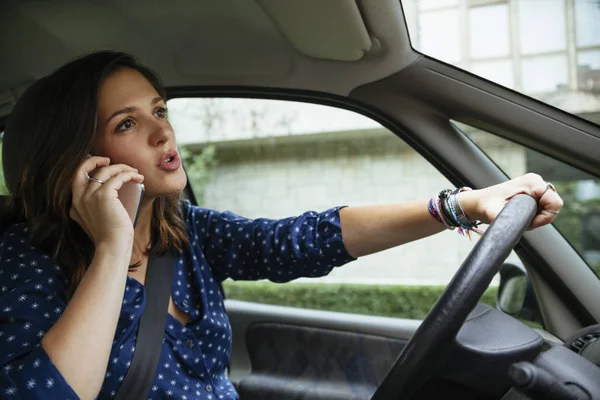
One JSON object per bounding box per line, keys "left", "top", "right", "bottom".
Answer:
{"left": 0, "top": 224, "right": 79, "bottom": 399}
{"left": 183, "top": 202, "right": 357, "bottom": 283}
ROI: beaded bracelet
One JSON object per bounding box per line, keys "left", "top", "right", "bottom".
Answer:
{"left": 450, "top": 187, "right": 472, "bottom": 226}
{"left": 429, "top": 187, "right": 484, "bottom": 239}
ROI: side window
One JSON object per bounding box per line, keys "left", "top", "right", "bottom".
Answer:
{"left": 169, "top": 99, "right": 517, "bottom": 319}
{"left": 455, "top": 121, "right": 600, "bottom": 278}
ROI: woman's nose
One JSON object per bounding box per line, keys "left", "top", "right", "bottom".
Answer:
{"left": 150, "top": 120, "right": 173, "bottom": 147}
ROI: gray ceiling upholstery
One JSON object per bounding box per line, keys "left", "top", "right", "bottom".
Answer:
{"left": 0, "top": 0, "right": 418, "bottom": 119}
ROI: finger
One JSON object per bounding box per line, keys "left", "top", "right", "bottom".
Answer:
{"left": 96, "top": 172, "right": 145, "bottom": 195}
{"left": 528, "top": 210, "right": 557, "bottom": 230}
{"left": 72, "top": 156, "right": 111, "bottom": 200}
{"left": 87, "top": 163, "right": 139, "bottom": 182}
{"left": 78, "top": 156, "right": 112, "bottom": 180}
{"left": 529, "top": 191, "right": 563, "bottom": 230}
{"left": 81, "top": 164, "right": 140, "bottom": 197}
{"left": 538, "top": 189, "right": 563, "bottom": 214}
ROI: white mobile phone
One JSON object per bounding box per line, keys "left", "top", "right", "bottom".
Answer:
{"left": 118, "top": 181, "right": 145, "bottom": 228}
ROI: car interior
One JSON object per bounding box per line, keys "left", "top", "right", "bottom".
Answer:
{"left": 2, "top": 0, "right": 600, "bottom": 399}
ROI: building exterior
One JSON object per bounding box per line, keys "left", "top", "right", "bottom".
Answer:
{"left": 402, "top": 0, "right": 600, "bottom": 121}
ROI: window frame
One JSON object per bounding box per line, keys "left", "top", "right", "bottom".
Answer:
{"left": 167, "top": 82, "right": 600, "bottom": 329}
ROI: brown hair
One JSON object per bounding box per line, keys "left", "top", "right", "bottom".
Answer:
{"left": 2, "top": 51, "right": 189, "bottom": 300}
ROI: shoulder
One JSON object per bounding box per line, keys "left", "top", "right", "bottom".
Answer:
{"left": 0, "top": 223, "right": 68, "bottom": 293}
{"left": 180, "top": 199, "right": 226, "bottom": 229}
{"left": 180, "top": 199, "right": 213, "bottom": 220}
{"left": 179, "top": 200, "right": 254, "bottom": 245}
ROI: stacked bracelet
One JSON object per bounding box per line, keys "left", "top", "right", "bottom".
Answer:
{"left": 428, "top": 187, "right": 484, "bottom": 239}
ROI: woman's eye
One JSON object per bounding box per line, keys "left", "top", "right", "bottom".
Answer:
{"left": 116, "top": 119, "right": 135, "bottom": 132}
{"left": 156, "top": 107, "right": 168, "bottom": 119}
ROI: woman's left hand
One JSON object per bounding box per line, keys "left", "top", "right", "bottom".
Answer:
{"left": 459, "top": 173, "right": 564, "bottom": 230}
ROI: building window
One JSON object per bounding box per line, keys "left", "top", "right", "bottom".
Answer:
{"left": 418, "top": 0, "right": 458, "bottom": 11}
{"left": 469, "top": 4, "right": 510, "bottom": 59}
{"left": 471, "top": 59, "right": 514, "bottom": 89}
{"left": 578, "top": 50, "right": 600, "bottom": 93}
{"left": 419, "top": 8, "right": 462, "bottom": 64}
{"left": 521, "top": 54, "right": 569, "bottom": 93}
{"left": 575, "top": 0, "right": 600, "bottom": 48}
{"left": 518, "top": 0, "right": 566, "bottom": 55}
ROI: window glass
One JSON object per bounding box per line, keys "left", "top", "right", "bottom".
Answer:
{"left": 469, "top": 4, "right": 510, "bottom": 59}
{"left": 400, "top": 0, "right": 600, "bottom": 127}
{"left": 418, "top": 0, "right": 458, "bottom": 11}
{"left": 575, "top": 0, "right": 600, "bottom": 48}
{"left": 521, "top": 54, "right": 569, "bottom": 94}
{"left": 580, "top": 50, "right": 600, "bottom": 70}
{"left": 471, "top": 59, "right": 514, "bottom": 89}
{"left": 419, "top": 9, "right": 462, "bottom": 64}
{"left": 578, "top": 50, "right": 600, "bottom": 93}
{"left": 169, "top": 98, "right": 521, "bottom": 320}
{"left": 455, "top": 121, "right": 600, "bottom": 277}
{"left": 518, "top": 0, "right": 566, "bottom": 55}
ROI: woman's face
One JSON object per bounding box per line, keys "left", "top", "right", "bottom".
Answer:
{"left": 92, "top": 67, "right": 186, "bottom": 198}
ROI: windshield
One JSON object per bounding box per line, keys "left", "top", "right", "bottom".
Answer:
{"left": 401, "top": 0, "right": 600, "bottom": 126}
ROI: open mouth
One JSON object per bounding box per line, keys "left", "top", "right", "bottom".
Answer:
{"left": 159, "top": 151, "right": 181, "bottom": 171}
{"left": 159, "top": 149, "right": 178, "bottom": 165}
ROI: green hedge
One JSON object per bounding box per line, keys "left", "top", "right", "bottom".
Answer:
{"left": 223, "top": 281, "right": 498, "bottom": 320}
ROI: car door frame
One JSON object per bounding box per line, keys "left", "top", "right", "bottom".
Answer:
{"left": 168, "top": 69, "right": 600, "bottom": 340}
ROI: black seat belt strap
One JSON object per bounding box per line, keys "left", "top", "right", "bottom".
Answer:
{"left": 114, "top": 250, "right": 175, "bottom": 400}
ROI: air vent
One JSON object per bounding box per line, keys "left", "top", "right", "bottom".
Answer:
{"left": 564, "top": 325, "right": 600, "bottom": 367}
{"left": 569, "top": 332, "right": 600, "bottom": 353}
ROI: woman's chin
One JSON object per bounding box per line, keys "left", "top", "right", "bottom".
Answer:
{"left": 144, "top": 188, "right": 184, "bottom": 199}
{"left": 144, "top": 177, "right": 188, "bottom": 199}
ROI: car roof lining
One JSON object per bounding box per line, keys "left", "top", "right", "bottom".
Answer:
{"left": 0, "top": 0, "right": 414, "bottom": 118}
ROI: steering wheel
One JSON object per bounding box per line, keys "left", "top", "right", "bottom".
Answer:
{"left": 371, "top": 194, "right": 538, "bottom": 399}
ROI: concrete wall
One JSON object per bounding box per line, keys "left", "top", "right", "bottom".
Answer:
{"left": 196, "top": 128, "right": 525, "bottom": 285}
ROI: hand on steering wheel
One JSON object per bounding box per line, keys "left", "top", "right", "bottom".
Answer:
{"left": 372, "top": 194, "right": 539, "bottom": 399}
{"left": 459, "top": 173, "right": 563, "bottom": 230}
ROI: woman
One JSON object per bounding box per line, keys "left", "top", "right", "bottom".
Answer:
{"left": 0, "top": 51, "right": 562, "bottom": 400}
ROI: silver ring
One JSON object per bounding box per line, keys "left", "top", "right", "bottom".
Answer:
{"left": 544, "top": 209, "right": 560, "bottom": 215}
{"left": 541, "top": 182, "right": 556, "bottom": 199}
{"left": 85, "top": 174, "right": 104, "bottom": 184}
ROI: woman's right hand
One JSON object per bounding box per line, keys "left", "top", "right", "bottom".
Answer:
{"left": 70, "top": 156, "right": 144, "bottom": 245}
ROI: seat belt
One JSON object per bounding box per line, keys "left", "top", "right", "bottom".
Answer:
{"left": 114, "top": 250, "right": 175, "bottom": 400}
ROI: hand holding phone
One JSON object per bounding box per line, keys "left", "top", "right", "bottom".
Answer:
{"left": 71, "top": 156, "right": 145, "bottom": 245}
{"left": 86, "top": 154, "right": 144, "bottom": 227}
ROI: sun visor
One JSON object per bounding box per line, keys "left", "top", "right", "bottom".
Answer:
{"left": 257, "top": 0, "right": 374, "bottom": 61}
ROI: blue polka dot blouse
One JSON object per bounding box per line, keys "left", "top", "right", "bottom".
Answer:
{"left": 0, "top": 201, "right": 354, "bottom": 399}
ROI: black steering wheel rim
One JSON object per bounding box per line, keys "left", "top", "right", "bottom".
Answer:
{"left": 372, "top": 194, "right": 539, "bottom": 399}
